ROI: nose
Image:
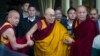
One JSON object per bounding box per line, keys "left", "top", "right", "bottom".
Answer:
{"left": 80, "top": 13, "right": 84, "bottom": 16}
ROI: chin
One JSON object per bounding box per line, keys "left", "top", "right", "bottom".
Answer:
{"left": 50, "top": 21, "right": 54, "bottom": 23}
{"left": 14, "top": 24, "right": 18, "bottom": 26}
{"left": 50, "top": 22, "right": 53, "bottom": 23}
{"left": 14, "top": 25, "right": 17, "bottom": 26}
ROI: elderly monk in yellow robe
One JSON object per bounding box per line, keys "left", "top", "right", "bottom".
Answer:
{"left": 26, "top": 8, "right": 74, "bottom": 56}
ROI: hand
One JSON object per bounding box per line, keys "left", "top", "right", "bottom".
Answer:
{"left": 27, "top": 40, "right": 34, "bottom": 46}
{"left": 63, "top": 38, "right": 73, "bottom": 44}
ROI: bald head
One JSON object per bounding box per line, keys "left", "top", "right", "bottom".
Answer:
{"left": 7, "top": 10, "right": 20, "bottom": 18}
{"left": 77, "top": 5, "right": 87, "bottom": 12}
{"left": 7, "top": 10, "right": 20, "bottom": 26}
{"left": 77, "top": 5, "right": 87, "bottom": 21}
{"left": 44, "top": 8, "right": 55, "bottom": 23}
{"left": 45, "top": 8, "right": 55, "bottom": 15}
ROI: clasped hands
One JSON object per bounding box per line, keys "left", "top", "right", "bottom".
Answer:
{"left": 27, "top": 40, "right": 34, "bottom": 46}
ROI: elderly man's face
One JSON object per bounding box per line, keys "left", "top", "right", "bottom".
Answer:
{"left": 8, "top": 13, "right": 20, "bottom": 26}
{"left": 90, "top": 9, "right": 98, "bottom": 21}
{"left": 77, "top": 7, "right": 87, "bottom": 21}
{"left": 46, "top": 12, "right": 55, "bottom": 24}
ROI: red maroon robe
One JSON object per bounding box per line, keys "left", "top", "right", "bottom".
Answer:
{"left": 70, "top": 16, "right": 98, "bottom": 56}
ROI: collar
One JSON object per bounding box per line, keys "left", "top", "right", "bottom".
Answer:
{"left": 28, "top": 16, "right": 36, "bottom": 22}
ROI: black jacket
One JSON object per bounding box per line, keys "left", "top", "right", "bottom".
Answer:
{"left": 15, "top": 16, "right": 40, "bottom": 37}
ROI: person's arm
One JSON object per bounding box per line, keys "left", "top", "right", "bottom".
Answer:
{"left": 62, "top": 26, "right": 75, "bottom": 44}
{"left": 3, "top": 28, "right": 28, "bottom": 50}
{"left": 26, "top": 23, "right": 38, "bottom": 46}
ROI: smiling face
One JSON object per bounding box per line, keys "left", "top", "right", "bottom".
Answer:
{"left": 45, "top": 8, "right": 55, "bottom": 24}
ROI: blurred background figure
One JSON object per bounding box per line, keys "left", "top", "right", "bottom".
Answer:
{"left": 55, "top": 8, "right": 67, "bottom": 29}
{"left": 90, "top": 8, "right": 99, "bottom": 21}
{"left": 16, "top": 4, "right": 40, "bottom": 56}
{"left": 90, "top": 8, "right": 100, "bottom": 56}
{"left": 92, "top": 34, "right": 100, "bottom": 56}
{"left": 55, "top": 8, "right": 65, "bottom": 21}
{"left": 21, "top": 2, "right": 30, "bottom": 18}
{"left": 66, "top": 7, "right": 76, "bottom": 35}
{"left": 90, "top": 8, "right": 100, "bottom": 33}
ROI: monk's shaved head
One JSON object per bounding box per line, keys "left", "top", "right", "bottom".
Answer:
{"left": 77, "top": 5, "right": 87, "bottom": 21}
{"left": 7, "top": 10, "right": 20, "bottom": 26}
{"left": 45, "top": 8, "right": 55, "bottom": 15}
{"left": 44, "top": 8, "right": 55, "bottom": 23}
{"left": 77, "top": 5, "right": 87, "bottom": 12}
{"left": 7, "top": 10, "right": 20, "bottom": 18}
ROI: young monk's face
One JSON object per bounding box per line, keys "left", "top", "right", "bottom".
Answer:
{"left": 68, "top": 10, "right": 76, "bottom": 20}
{"left": 77, "top": 7, "right": 87, "bottom": 21}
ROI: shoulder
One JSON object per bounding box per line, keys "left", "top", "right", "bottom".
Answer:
{"left": 2, "top": 28, "right": 15, "bottom": 40}
{"left": 0, "top": 22, "right": 13, "bottom": 30}
{"left": 55, "top": 20, "right": 66, "bottom": 28}
{"left": 55, "top": 20, "right": 69, "bottom": 32}
{"left": 37, "top": 19, "right": 46, "bottom": 30}
{"left": 35, "top": 16, "right": 40, "bottom": 22}
{"left": 92, "top": 34, "right": 100, "bottom": 49}
{"left": 85, "top": 19, "right": 96, "bottom": 25}
{"left": 0, "top": 22, "right": 13, "bottom": 34}
{"left": 5, "top": 28, "right": 14, "bottom": 33}
{"left": 35, "top": 16, "right": 40, "bottom": 19}
{"left": 2, "top": 27, "right": 14, "bottom": 36}
{"left": 83, "top": 19, "right": 97, "bottom": 29}
{"left": 19, "top": 17, "right": 28, "bottom": 24}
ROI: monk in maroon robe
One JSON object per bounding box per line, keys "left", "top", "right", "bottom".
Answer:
{"left": 0, "top": 10, "right": 29, "bottom": 54}
{"left": 70, "top": 5, "right": 98, "bottom": 56}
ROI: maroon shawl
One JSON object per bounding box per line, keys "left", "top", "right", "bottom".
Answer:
{"left": 33, "top": 17, "right": 55, "bottom": 40}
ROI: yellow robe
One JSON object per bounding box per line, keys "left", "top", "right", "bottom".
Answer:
{"left": 34, "top": 20, "right": 74, "bottom": 56}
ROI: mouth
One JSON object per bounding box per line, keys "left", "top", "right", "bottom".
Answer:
{"left": 49, "top": 20, "right": 54, "bottom": 23}
{"left": 16, "top": 22, "right": 19, "bottom": 25}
